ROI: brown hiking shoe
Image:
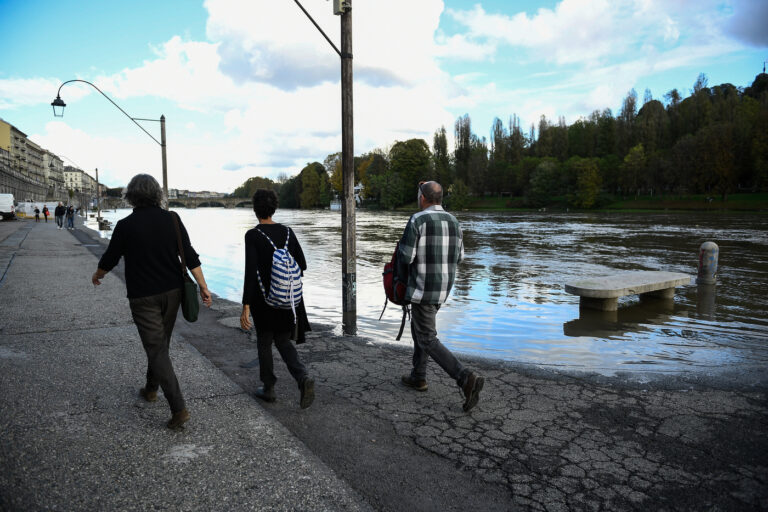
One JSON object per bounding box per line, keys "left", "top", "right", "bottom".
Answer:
{"left": 461, "top": 372, "right": 484, "bottom": 412}
{"left": 299, "top": 378, "right": 315, "bottom": 409}
{"left": 140, "top": 387, "right": 158, "bottom": 402}
{"left": 167, "top": 409, "right": 190, "bottom": 430}
{"left": 401, "top": 375, "right": 428, "bottom": 391}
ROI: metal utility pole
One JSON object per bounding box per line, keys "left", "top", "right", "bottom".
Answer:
{"left": 294, "top": 0, "right": 356, "bottom": 334}
{"left": 160, "top": 115, "right": 168, "bottom": 207}
{"left": 340, "top": 5, "right": 356, "bottom": 334}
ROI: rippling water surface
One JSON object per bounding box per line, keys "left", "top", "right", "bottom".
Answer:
{"left": 92, "top": 208, "right": 768, "bottom": 372}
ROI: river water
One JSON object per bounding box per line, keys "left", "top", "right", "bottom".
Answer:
{"left": 90, "top": 207, "right": 768, "bottom": 373}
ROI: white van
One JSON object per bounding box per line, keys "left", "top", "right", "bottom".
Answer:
{"left": 0, "top": 193, "right": 15, "bottom": 220}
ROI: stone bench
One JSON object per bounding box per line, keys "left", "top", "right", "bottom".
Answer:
{"left": 565, "top": 271, "right": 693, "bottom": 311}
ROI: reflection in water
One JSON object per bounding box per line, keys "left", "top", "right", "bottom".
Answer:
{"left": 696, "top": 284, "right": 717, "bottom": 320}
{"left": 563, "top": 297, "right": 676, "bottom": 338}
{"left": 91, "top": 208, "right": 768, "bottom": 372}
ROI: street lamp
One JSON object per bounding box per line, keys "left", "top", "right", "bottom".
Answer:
{"left": 51, "top": 79, "right": 169, "bottom": 208}
{"left": 293, "top": 0, "right": 357, "bottom": 334}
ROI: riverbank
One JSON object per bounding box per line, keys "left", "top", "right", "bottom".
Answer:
{"left": 452, "top": 192, "right": 768, "bottom": 212}
{"left": 2, "top": 216, "right": 766, "bottom": 510}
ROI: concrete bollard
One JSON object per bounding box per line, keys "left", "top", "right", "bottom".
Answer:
{"left": 697, "top": 241, "right": 718, "bottom": 285}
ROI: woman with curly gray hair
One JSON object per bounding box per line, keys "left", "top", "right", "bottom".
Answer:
{"left": 92, "top": 174, "right": 212, "bottom": 430}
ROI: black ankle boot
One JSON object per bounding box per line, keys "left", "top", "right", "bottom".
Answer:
{"left": 255, "top": 386, "right": 276, "bottom": 402}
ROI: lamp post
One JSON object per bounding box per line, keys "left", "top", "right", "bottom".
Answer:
{"left": 95, "top": 167, "right": 100, "bottom": 222}
{"left": 51, "top": 79, "right": 169, "bottom": 208}
{"left": 293, "top": 0, "right": 356, "bottom": 334}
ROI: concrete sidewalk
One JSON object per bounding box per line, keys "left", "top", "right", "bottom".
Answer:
{"left": 0, "top": 218, "right": 370, "bottom": 511}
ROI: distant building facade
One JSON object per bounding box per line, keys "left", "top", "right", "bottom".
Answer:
{"left": 42, "top": 149, "right": 66, "bottom": 201}
{"left": 0, "top": 118, "right": 48, "bottom": 200}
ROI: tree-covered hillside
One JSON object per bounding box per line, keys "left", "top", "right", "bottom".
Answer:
{"left": 234, "top": 73, "right": 768, "bottom": 209}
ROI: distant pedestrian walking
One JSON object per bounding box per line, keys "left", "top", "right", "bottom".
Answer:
{"left": 240, "top": 189, "right": 314, "bottom": 409}
{"left": 398, "top": 181, "right": 484, "bottom": 412}
{"left": 66, "top": 205, "right": 75, "bottom": 229}
{"left": 92, "top": 174, "right": 213, "bottom": 430}
{"left": 34, "top": 207, "right": 40, "bottom": 222}
{"left": 54, "top": 202, "right": 65, "bottom": 229}
{"left": 42, "top": 205, "right": 49, "bottom": 223}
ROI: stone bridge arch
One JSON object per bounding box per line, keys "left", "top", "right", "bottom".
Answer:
{"left": 167, "top": 197, "right": 252, "bottom": 209}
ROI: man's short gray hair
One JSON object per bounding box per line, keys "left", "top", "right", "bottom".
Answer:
{"left": 420, "top": 181, "right": 443, "bottom": 205}
{"left": 124, "top": 174, "right": 163, "bottom": 208}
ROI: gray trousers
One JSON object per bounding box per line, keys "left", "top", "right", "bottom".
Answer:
{"left": 410, "top": 303, "right": 468, "bottom": 385}
{"left": 129, "top": 288, "right": 185, "bottom": 413}
{"left": 256, "top": 329, "right": 307, "bottom": 388}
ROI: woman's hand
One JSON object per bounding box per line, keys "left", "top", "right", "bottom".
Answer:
{"left": 199, "top": 286, "right": 213, "bottom": 307}
{"left": 92, "top": 268, "right": 107, "bottom": 286}
{"left": 240, "top": 305, "right": 252, "bottom": 331}
{"left": 190, "top": 266, "right": 213, "bottom": 307}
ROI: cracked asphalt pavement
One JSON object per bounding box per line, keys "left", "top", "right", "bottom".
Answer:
{"left": 185, "top": 308, "right": 768, "bottom": 511}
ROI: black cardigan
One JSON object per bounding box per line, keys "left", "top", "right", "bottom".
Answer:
{"left": 98, "top": 207, "right": 201, "bottom": 299}
{"left": 242, "top": 223, "right": 310, "bottom": 339}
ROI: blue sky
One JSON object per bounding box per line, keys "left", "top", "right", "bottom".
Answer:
{"left": 1, "top": 0, "right": 766, "bottom": 191}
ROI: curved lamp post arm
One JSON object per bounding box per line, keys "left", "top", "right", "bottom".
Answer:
{"left": 52, "top": 79, "right": 162, "bottom": 146}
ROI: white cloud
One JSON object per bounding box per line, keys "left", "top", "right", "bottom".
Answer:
{"left": 205, "top": 0, "right": 447, "bottom": 89}
{"left": 445, "top": 0, "right": 736, "bottom": 66}
{"left": 434, "top": 33, "right": 497, "bottom": 61}
{"left": 0, "top": 77, "right": 89, "bottom": 110}
{"left": 18, "top": 0, "right": 459, "bottom": 192}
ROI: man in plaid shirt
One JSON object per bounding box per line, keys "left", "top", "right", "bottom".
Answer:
{"left": 398, "top": 181, "right": 484, "bottom": 412}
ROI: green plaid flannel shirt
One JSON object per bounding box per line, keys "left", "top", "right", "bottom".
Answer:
{"left": 398, "top": 205, "right": 464, "bottom": 304}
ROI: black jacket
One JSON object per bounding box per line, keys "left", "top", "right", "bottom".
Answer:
{"left": 242, "top": 223, "right": 310, "bottom": 341}
{"left": 98, "top": 207, "right": 201, "bottom": 299}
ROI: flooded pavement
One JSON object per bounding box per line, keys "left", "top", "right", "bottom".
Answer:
{"left": 93, "top": 208, "right": 768, "bottom": 373}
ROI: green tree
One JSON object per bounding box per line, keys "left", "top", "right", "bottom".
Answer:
{"left": 698, "top": 124, "right": 736, "bottom": 200}
{"left": 468, "top": 135, "right": 488, "bottom": 194}
{"left": 389, "top": 138, "right": 432, "bottom": 205}
{"left": 298, "top": 162, "right": 329, "bottom": 208}
{"left": 232, "top": 176, "right": 279, "bottom": 198}
{"left": 636, "top": 99, "right": 668, "bottom": 154}
{"left": 279, "top": 177, "right": 299, "bottom": 208}
{"left": 528, "top": 159, "right": 559, "bottom": 207}
{"left": 358, "top": 150, "right": 388, "bottom": 202}
{"left": 454, "top": 114, "right": 472, "bottom": 184}
{"left": 620, "top": 143, "right": 645, "bottom": 197}
{"left": 596, "top": 109, "right": 617, "bottom": 157}
{"left": 328, "top": 156, "right": 343, "bottom": 195}
{"left": 617, "top": 89, "right": 638, "bottom": 155}
{"left": 433, "top": 126, "right": 453, "bottom": 188}
{"left": 573, "top": 158, "right": 602, "bottom": 208}
{"left": 370, "top": 170, "right": 405, "bottom": 210}
{"left": 445, "top": 179, "right": 471, "bottom": 210}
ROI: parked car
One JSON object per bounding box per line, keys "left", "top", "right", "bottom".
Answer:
{"left": 0, "top": 193, "right": 15, "bottom": 220}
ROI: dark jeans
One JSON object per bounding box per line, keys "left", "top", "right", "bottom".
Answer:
{"left": 410, "top": 303, "right": 468, "bottom": 385}
{"left": 66, "top": 216, "right": 74, "bottom": 228}
{"left": 129, "top": 288, "right": 185, "bottom": 413}
{"left": 55, "top": 215, "right": 63, "bottom": 228}
{"left": 256, "top": 328, "right": 307, "bottom": 388}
